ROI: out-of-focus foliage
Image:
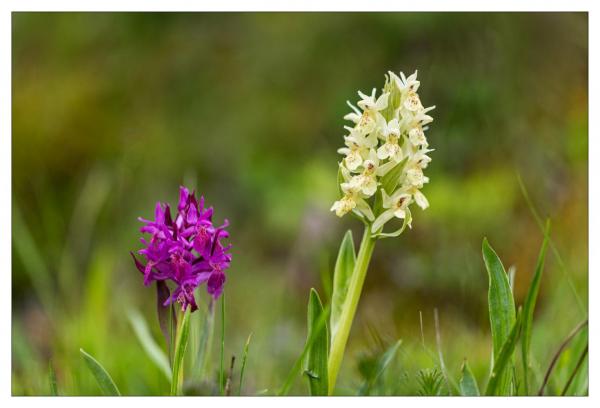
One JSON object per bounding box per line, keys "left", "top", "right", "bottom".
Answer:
{"left": 12, "top": 12, "right": 587, "bottom": 395}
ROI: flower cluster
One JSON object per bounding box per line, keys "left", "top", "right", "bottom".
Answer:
{"left": 331, "top": 70, "right": 435, "bottom": 235}
{"left": 131, "top": 186, "right": 231, "bottom": 311}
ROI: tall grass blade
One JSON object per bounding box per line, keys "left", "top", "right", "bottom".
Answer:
{"left": 359, "top": 339, "right": 402, "bottom": 395}
{"left": 538, "top": 319, "right": 588, "bottom": 395}
{"left": 459, "top": 360, "right": 480, "bottom": 396}
{"left": 238, "top": 332, "right": 253, "bottom": 396}
{"left": 80, "top": 348, "right": 121, "bottom": 396}
{"left": 517, "top": 173, "right": 586, "bottom": 316}
{"left": 48, "top": 361, "right": 58, "bottom": 396}
{"left": 170, "top": 308, "right": 191, "bottom": 396}
{"left": 12, "top": 204, "right": 55, "bottom": 312}
{"left": 561, "top": 344, "right": 588, "bottom": 396}
{"left": 330, "top": 231, "right": 356, "bottom": 346}
{"left": 304, "top": 289, "right": 329, "bottom": 396}
{"left": 521, "top": 220, "right": 550, "bottom": 395}
{"left": 485, "top": 309, "right": 522, "bottom": 396}
{"left": 127, "top": 309, "right": 171, "bottom": 382}
{"left": 482, "top": 238, "right": 516, "bottom": 395}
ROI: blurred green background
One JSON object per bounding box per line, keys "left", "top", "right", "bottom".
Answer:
{"left": 12, "top": 12, "right": 588, "bottom": 395}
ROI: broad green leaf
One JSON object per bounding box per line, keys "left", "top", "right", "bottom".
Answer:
{"left": 459, "top": 360, "right": 480, "bottom": 396}
{"left": 304, "top": 289, "right": 329, "bottom": 396}
{"left": 170, "top": 307, "right": 191, "bottom": 396}
{"left": 127, "top": 309, "right": 171, "bottom": 382}
{"left": 485, "top": 309, "right": 522, "bottom": 396}
{"left": 359, "top": 340, "right": 402, "bottom": 395}
{"left": 80, "top": 348, "right": 121, "bottom": 396}
{"left": 238, "top": 332, "right": 253, "bottom": 395}
{"left": 521, "top": 220, "right": 550, "bottom": 395}
{"left": 482, "top": 238, "right": 516, "bottom": 394}
{"left": 330, "top": 231, "right": 356, "bottom": 345}
{"left": 48, "top": 361, "right": 58, "bottom": 396}
{"left": 278, "top": 302, "right": 330, "bottom": 396}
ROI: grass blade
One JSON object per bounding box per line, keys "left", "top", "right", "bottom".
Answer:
{"left": 485, "top": 309, "right": 522, "bottom": 396}
{"left": 561, "top": 344, "right": 588, "bottom": 396}
{"left": 517, "top": 173, "right": 586, "bottom": 316}
{"left": 538, "top": 319, "right": 588, "bottom": 395}
{"left": 521, "top": 220, "right": 551, "bottom": 394}
{"left": 304, "top": 289, "right": 329, "bottom": 396}
{"left": 80, "top": 348, "right": 121, "bottom": 396}
{"left": 238, "top": 332, "right": 253, "bottom": 395}
{"left": 482, "top": 238, "right": 516, "bottom": 395}
{"left": 459, "top": 360, "right": 480, "bottom": 396}
{"left": 170, "top": 307, "right": 191, "bottom": 396}
{"left": 48, "top": 361, "right": 58, "bottom": 396}
{"left": 330, "top": 230, "right": 356, "bottom": 346}
{"left": 127, "top": 309, "right": 171, "bottom": 382}
{"left": 359, "top": 339, "right": 402, "bottom": 395}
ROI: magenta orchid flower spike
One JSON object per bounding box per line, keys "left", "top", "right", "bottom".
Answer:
{"left": 131, "top": 186, "right": 232, "bottom": 312}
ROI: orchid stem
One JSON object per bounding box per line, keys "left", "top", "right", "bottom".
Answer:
{"left": 327, "top": 226, "right": 376, "bottom": 395}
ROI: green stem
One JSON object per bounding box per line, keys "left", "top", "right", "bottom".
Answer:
{"left": 327, "top": 226, "right": 376, "bottom": 395}
{"left": 219, "top": 293, "right": 226, "bottom": 395}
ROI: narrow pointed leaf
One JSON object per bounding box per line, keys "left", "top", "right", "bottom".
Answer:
{"left": 238, "top": 332, "right": 253, "bottom": 395}
{"left": 170, "top": 307, "right": 191, "bottom": 396}
{"left": 127, "top": 309, "right": 171, "bottom": 382}
{"left": 482, "top": 238, "right": 516, "bottom": 394}
{"left": 521, "top": 220, "right": 550, "bottom": 394}
{"left": 359, "top": 340, "right": 402, "bottom": 395}
{"left": 459, "top": 360, "right": 480, "bottom": 396}
{"left": 48, "top": 361, "right": 58, "bottom": 396}
{"left": 330, "top": 231, "right": 356, "bottom": 345}
{"left": 80, "top": 348, "right": 121, "bottom": 396}
{"left": 304, "top": 289, "right": 329, "bottom": 396}
{"left": 486, "top": 310, "right": 522, "bottom": 396}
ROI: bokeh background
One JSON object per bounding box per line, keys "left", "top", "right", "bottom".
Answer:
{"left": 12, "top": 12, "right": 588, "bottom": 395}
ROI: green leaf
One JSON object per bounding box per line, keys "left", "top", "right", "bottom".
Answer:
{"left": 521, "top": 220, "right": 551, "bottom": 395}
{"left": 482, "top": 238, "right": 516, "bottom": 394}
{"left": 304, "top": 289, "right": 329, "bottom": 396}
{"left": 278, "top": 302, "right": 331, "bottom": 395}
{"left": 485, "top": 309, "right": 522, "bottom": 396}
{"left": 80, "top": 348, "right": 121, "bottom": 396}
{"left": 48, "top": 361, "right": 58, "bottom": 396}
{"left": 170, "top": 307, "right": 191, "bottom": 396}
{"left": 330, "top": 231, "right": 356, "bottom": 345}
{"left": 379, "top": 157, "right": 408, "bottom": 195}
{"left": 127, "top": 309, "right": 171, "bottom": 382}
{"left": 359, "top": 340, "right": 402, "bottom": 395}
{"left": 238, "top": 332, "right": 253, "bottom": 396}
{"left": 459, "top": 360, "right": 480, "bottom": 396}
